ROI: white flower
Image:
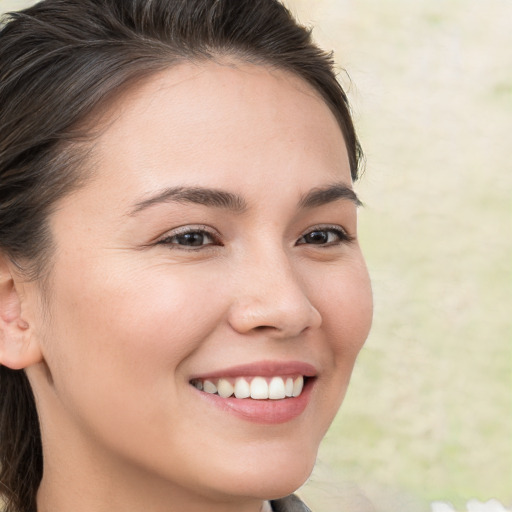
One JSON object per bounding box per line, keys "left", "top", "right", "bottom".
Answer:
{"left": 466, "top": 499, "right": 508, "bottom": 512}
{"left": 431, "top": 499, "right": 510, "bottom": 512}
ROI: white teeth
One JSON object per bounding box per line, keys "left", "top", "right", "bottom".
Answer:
{"left": 193, "top": 375, "right": 307, "bottom": 399}
{"left": 203, "top": 380, "right": 217, "bottom": 394}
{"left": 217, "top": 378, "right": 234, "bottom": 398}
{"left": 292, "top": 376, "right": 304, "bottom": 397}
{"left": 285, "top": 377, "right": 294, "bottom": 397}
{"left": 269, "top": 377, "right": 286, "bottom": 400}
{"left": 250, "top": 376, "right": 269, "bottom": 399}
{"left": 234, "top": 377, "right": 251, "bottom": 399}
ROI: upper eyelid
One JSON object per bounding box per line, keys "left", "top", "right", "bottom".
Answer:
{"left": 297, "top": 225, "right": 355, "bottom": 244}
{"left": 302, "top": 224, "right": 352, "bottom": 236}
{"left": 158, "top": 224, "right": 218, "bottom": 237}
{"left": 155, "top": 225, "right": 221, "bottom": 246}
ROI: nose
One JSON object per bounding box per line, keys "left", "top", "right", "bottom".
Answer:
{"left": 227, "top": 252, "right": 322, "bottom": 339}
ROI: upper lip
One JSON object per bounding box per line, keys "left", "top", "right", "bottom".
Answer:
{"left": 189, "top": 360, "right": 317, "bottom": 381}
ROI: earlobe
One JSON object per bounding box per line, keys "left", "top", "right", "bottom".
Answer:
{"left": 0, "top": 256, "right": 43, "bottom": 370}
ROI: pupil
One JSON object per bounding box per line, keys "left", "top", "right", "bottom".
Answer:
{"left": 306, "top": 231, "right": 328, "bottom": 244}
{"left": 180, "top": 233, "right": 203, "bottom": 246}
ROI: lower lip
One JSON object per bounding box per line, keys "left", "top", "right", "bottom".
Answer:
{"left": 192, "top": 379, "right": 314, "bottom": 425}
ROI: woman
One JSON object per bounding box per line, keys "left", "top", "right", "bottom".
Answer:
{"left": 0, "top": 1, "right": 373, "bottom": 511}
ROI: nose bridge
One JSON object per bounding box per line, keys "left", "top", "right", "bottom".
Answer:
{"left": 228, "top": 241, "right": 322, "bottom": 337}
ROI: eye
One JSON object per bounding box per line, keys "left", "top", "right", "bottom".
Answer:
{"left": 296, "top": 226, "right": 353, "bottom": 246}
{"left": 157, "top": 226, "right": 220, "bottom": 249}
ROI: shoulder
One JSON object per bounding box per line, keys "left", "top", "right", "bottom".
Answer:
{"left": 271, "top": 494, "right": 313, "bottom": 512}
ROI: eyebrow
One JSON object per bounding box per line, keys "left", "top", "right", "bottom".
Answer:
{"left": 129, "top": 182, "right": 361, "bottom": 216}
{"left": 298, "top": 183, "right": 362, "bottom": 208}
{"left": 129, "top": 186, "right": 248, "bottom": 215}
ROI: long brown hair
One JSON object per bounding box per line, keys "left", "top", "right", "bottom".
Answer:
{"left": 0, "top": 1, "right": 362, "bottom": 510}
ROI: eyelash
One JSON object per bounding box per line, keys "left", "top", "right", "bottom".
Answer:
{"left": 156, "top": 224, "right": 354, "bottom": 250}
{"left": 156, "top": 225, "right": 221, "bottom": 249}
{"left": 296, "top": 225, "right": 354, "bottom": 246}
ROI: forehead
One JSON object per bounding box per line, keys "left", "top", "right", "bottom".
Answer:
{"left": 79, "top": 60, "right": 351, "bottom": 206}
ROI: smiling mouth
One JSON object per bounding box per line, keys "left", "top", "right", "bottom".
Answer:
{"left": 189, "top": 375, "right": 306, "bottom": 400}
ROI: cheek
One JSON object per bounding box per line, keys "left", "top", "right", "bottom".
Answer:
{"left": 60, "top": 260, "right": 220, "bottom": 342}
{"left": 42, "top": 261, "right": 226, "bottom": 411}
{"left": 36, "top": 260, "right": 233, "bottom": 468}
{"left": 314, "top": 257, "right": 373, "bottom": 361}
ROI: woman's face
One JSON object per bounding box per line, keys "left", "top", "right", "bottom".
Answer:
{"left": 28, "top": 62, "right": 372, "bottom": 503}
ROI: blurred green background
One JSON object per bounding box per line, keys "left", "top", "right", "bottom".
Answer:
{"left": 1, "top": 0, "right": 510, "bottom": 511}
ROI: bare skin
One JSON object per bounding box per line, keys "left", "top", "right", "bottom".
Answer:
{"left": 0, "top": 61, "right": 372, "bottom": 512}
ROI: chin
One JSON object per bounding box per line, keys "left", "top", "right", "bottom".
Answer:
{"left": 215, "top": 445, "right": 317, "bottom": 501}
{"left": 258, "top": 468, "right": 314, "bottom": 501}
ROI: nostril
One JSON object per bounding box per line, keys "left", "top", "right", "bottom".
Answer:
{"left": 254, "top": 325, "right": 273, "bottom": 331}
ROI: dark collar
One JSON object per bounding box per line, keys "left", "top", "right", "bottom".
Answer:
{"left": 271, "top": 494, "right": 312, "bottom": 512}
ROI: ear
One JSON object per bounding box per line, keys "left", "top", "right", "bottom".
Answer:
{"left": 0, "top": 255, "right": 43, "bottom": 370}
